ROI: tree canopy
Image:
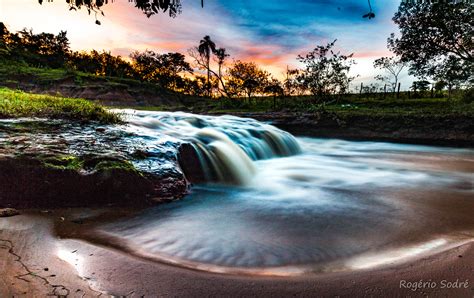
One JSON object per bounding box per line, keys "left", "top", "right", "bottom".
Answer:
{"left": 388, "top": 2, "right": 473, "bottom": 82}
{"left": 297, "top": 40, "right": 356, "bottom": 100}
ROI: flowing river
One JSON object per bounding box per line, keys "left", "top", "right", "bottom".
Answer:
{"left": 89, "top": 111, "right": 474, "bottom": 276}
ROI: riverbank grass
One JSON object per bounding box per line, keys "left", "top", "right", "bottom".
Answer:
{"left": 0, "top": 87, "right": 121, "bottom": 123}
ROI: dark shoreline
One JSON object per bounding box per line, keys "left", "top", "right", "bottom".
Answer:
{"left": 208, "top": 112, "right": 474, "bottom": 148}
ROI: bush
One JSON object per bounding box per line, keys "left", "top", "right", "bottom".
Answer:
{"left": 461, "top": 88, "right": 474, "bottom": 103}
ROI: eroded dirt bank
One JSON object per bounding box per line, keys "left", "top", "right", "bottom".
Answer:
{"left": 210, "top": 112, "right": 474, "bottom": 147}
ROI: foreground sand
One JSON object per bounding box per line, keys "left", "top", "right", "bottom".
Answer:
{"left": 1, "top": 212, "right": 473, "bottom": 297}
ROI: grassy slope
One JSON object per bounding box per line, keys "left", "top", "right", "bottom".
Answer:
{"left": 0, "top": 60, "right": 471, "bottom": 119}
{"left": 0, "top": 60, "right": 147, "bottom": 89}
{"left": 0, "top": 87, "right": 121, "bottom": 123}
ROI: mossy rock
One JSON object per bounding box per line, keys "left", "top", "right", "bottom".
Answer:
{"left": 0, "top": 154, "right": 188, "bottom": 209}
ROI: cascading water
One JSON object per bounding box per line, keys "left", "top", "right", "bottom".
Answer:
{"left": 91, "top": 110, "right": 474, "bottom": 276}
{"left": 123, "top": 110, "right": 301, "bottom": 185}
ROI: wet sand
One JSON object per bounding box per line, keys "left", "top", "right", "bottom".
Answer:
{"left": 1, "top": 212, "right": 473, "bottom": 297}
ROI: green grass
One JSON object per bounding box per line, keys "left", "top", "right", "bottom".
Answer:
{"left": 0, "top": 87, "right": 121, "bottom": 123}
{"left": 201, "top": 95, "right": 474, "bottom": 118}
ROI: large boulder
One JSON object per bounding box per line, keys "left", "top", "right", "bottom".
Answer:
{"left": 0, "top": 155, "right": 188, "bottom": 209}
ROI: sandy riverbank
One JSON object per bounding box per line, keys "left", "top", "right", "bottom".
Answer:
{"left": 1, "top": 211, "right": 473, "bottom": 297}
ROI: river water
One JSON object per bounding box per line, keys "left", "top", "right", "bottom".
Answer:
{"left": 95, "top": 111, "right": 474, "bottom": 275}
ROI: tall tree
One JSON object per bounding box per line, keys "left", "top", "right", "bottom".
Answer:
{"left": 388, "top": 2, "right": 473, "bottom": 81}
{"left": 373, "top": 56, "right": 406, "bottom": 92}
{"left": 214, "top": 48, "right": 230, "bottom": 94}
{"left": 214, "top": 48, "right": 229, "bottom": 86}
{"left": 198, "top": 35, "right": 216, "bottom": 96}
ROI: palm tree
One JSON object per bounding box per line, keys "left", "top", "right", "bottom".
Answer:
{"left": 198, "top": 35, "right": 216, "bottom": 96}
{"left": 214, "top": 47, "right": 229, "bottom": 91}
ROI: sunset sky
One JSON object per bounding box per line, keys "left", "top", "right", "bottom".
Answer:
{"left": 0, "top": 0, "right": 415, "bottom": 89}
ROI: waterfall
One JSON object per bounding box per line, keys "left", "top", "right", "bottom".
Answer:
{"left": 124, "top": 111, "right": 301, "bottom": 185}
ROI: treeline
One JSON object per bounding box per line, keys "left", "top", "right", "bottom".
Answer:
{"left": 0, "top": 22, "right": 355, "bottom": 100}
{"left": 0, "top": 2, "right": 472, "bottom": 102}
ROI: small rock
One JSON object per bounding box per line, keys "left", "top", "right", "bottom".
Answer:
{"left": 95, "top": 127, "right": 106, "bottom": 133}
{"left": 0, "top": 208, "right": 20, "bottom": 217}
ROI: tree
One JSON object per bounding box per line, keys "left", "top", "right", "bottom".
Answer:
{"left": 411, "top": 80, "right": 430, "bottom": 97}
{"left": 373, "top": 56, "right": 406, "bottom": 92}
{"left": 434, "top": 80, "right": 448, "bottom": 94}
{"left": 189, "top": 40, "right": 229, "bottom": 97}
{"left": 297, "top": 40, "right": 356, "bottom": 101}
{"left": 3, "top": 27, "right": 71, "bottom": 68}
{"left": 213, "top": 48, "right": 229, "bottom": 91}
{"left": 264, "top": 79, "right": 284, "bottom": 109}
{"left": 130, "top": 50, "right": 192, "bottom": 89}
{"left": 226, "top": 60, "right": 270, "bottom": 100}
{"left": 283, "top": 67, "right": 304, "bottom": 96}
{"left": 434, "top": 56, "right": 472, "bottom": 98}
{"left": 198, "top": 35, "right": 216, "bottom": 96}
{"left": 388, "top": 2, "right": 473, "bottom": 81}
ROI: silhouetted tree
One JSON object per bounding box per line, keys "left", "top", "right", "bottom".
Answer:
{"left": 433, "top": 55, "right": 472, "bottom": 98}
{"left": 0, "top": 23, "right": 11, "bottom": 57}
{"left": 388, "top": 2, "right": 473, "bottom": 82}
{"left": 297, "top": 40, "right": 356, "bottom": 101}
{"left": 197, "top": 36, "right": 216, "bottom": 96}
{"left": 283, "top": 67, "right": 304, "bottom": 96}
{"left": 189, "top": 40, "right": 229, "bottom": 97}
{"left": 130, "top": 50, "right": 192, "bottom": 89}
{"left": 226, "top": 60, "right": 270, "bottom": 100}
{"left": 264, "top": 80, "right": 284, "bottom": 109}
{"left": 434, "top": 80, "right": 448, "bottom": 94}
{"left": 213, "top": 47, "right": 229, "bottom": 92}
{"left": 2, "top": 27, "right": 70, "bottom": 68}
{"left": 411, "top": 80, "right": 430, "bottom": 98}
{"left": 373, "top": 56, "right": 406, "bottom": 92}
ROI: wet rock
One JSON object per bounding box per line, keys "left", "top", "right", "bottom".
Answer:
{"left": 177, "top": 143, "right": 207, "bottom": 183}
{"left": 0, "top": 155, "right": 188, "bottom": 209}
{"left": 0, "top": 119, "right": 188, "bottom": 209}
{"left": 0, "top": 208, "right": 20, "bottom": 217}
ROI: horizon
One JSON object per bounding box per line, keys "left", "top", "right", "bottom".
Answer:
{"left": 0, "top": 0, "right": 417, "bottom": 90}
